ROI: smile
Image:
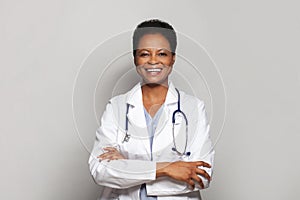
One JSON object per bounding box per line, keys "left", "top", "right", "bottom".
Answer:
{"left": 145, "top": 68, "right": 162, "bottom": 72}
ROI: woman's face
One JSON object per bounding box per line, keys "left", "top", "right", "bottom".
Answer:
{"left": 134, "top": 33, "right": 175, "bottom": 85}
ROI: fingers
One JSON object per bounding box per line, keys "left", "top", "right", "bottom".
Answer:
{"left": 188, "top": 165, "right": 210, "bottom": 189}
{"left": 97, "top": 152, "right": 110, "bottom": 161}
{"left": 194, "top": 161, "right": 211, "bottom": 168}
{"left": 98, "top": 152, "right": 116, "bottom": 159}
{"left": 186, "top": 178, "right": 195, "bottom": 190}
{"left": 97, "top": 147, "right": 125, "bottom": 161}
{"left": 98, "top": 154, "right": 120, "bottom": 161}
{"left": 186, "top": 175, "right": 204, "bottom": 190}
{"left": 99, "top": 154, "right": 120, "bottom": 162}
{"left": 191, "top": 174, "right": 204, "bottom": 189}
{"left": 184, "top": 161, "right": 211, "bottom": 189}
{"left": 186, "top": 170, "right": 207, "bottom": 190}
{"left": 183, "top": 161, "right": 211, "bottom": 181}
{"left": 102, "top": 147, "right": 118, "bottom": 152}
{"left": 195, "top": 168, "right": 211, "bottom": 181}
{"left": 158, "top": 161, "right": 211, "bottom": 190}
{"left": 180, "top": 161, "right": 210, "bottom": 169}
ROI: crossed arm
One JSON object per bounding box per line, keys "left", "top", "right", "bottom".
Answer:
{"left": 89, "top": 100, "right": 214, "bottom": 193}
{"left": 98, "top": 147, "right": 211, "bottom": 189}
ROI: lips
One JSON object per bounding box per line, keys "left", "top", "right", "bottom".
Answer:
{"left": 145, "top": 68, "right": 162, "bottom": 72}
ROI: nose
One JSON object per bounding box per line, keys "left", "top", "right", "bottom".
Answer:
{"left": 148, "top": 54, "right": 159, "bottom": 65}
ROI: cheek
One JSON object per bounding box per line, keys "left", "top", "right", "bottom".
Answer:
{"left": 135, "top": 66, "right": 144, "bottom": 76}
{"left": 134, "top": 57, "right": 146, "bottom": 66}
{"left": 164, "top": 59, "right": 174, "bottom": 67}
{"left": 162, "top": 56, "right": 175, "bottom": 65}
{"left": 167, "top": 66, "right": 173, "bottom": 74}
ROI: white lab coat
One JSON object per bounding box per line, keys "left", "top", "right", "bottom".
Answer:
{"left": 89, "top": 81, "right": 214, "bottom": 200}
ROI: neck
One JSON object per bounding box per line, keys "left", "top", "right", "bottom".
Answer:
{"left": 141, "top": 82, "right": 169, "bottom": 104}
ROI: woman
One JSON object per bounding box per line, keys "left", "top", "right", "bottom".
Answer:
{"left": 89, "top": 19, "right": 214, "bottom": 200}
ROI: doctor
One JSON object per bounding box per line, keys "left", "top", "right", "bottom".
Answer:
{"left": 89, "top": 19, "right": 214, "bottom": 200}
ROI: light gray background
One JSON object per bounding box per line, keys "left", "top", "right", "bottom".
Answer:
{"left": 1, "top": 0, "right": 299, "bottom": 200}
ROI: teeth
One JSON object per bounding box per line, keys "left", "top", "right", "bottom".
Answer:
{"left": 146, "top": 68, "right": 162, "bottom": 72}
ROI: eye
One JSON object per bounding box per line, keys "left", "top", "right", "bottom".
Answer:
{"left": 158, "top": 52, "right": 168, "bottom": 56}
{"left": 139, "top": 53, "right": 149, "bottom": 57}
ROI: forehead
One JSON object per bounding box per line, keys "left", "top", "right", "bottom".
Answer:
{"left": 137, "top": 33, "right": 171, "bottom": 50}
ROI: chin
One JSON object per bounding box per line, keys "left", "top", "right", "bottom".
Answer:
{"left": 142, "top": 79, "right": 168, "bottom": 86}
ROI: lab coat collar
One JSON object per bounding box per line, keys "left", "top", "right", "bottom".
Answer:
{"left": 126, "top": 80, "right": 178, "bottom": 106}
{"left": 125, "top": 80, "right": 178, "bottom": 158}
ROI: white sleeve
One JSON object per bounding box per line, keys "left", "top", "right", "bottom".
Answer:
{"left": 187, "top": 100, "right": 215, "bottom": 190}
{"left": 146, "top": 100, "right": 215, "bottom": 196}
{"left": 88, "top": 102, "right": 156, "bottom": 189}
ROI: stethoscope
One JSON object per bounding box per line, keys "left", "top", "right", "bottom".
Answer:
{"left": 122, "top": 88, "right": 191, "bottom": 156}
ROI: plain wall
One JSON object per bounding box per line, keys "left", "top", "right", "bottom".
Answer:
{"left": 1, "top": 0, "right": 299, "bottom": 199}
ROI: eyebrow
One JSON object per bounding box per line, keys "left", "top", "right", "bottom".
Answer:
{"left": 136, "top": 48, "right": 170, "bottom": 52}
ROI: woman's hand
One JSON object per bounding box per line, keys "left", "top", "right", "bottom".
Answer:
{"left": 97, "top": 147, "right": 126, "bottom": 162}
{"left": 156, "top": 161, "right": 211, "bottom": 189}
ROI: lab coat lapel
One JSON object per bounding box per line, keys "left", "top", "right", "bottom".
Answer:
{"left": 126, "top": 83, "right": 146, "bottom": 128}
{"left": 126, "top": 83, "right": 151, "bottom": 159}
{"left": 153, "top": 81, "right": 179, "bottom": 151}
{"left": 154, "top": 81, "right": 178, "bottom": 134}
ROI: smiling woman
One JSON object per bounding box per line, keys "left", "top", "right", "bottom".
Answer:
{"left": 88, "top": 19, "right": 214, "bottom": 200}
{"left": 135, "top": 33, "right": 175, "bottom": 117}
{"left": 135, "top": 33, "right": 175, "bottom": 89}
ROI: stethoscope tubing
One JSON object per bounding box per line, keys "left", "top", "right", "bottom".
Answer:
{"left": 123, "top": 87, "right": 190, "bottom": 156}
